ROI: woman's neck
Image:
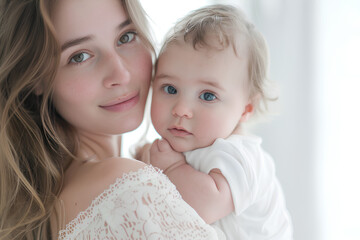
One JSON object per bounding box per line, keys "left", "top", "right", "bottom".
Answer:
{"left": 76, "top": 131, "right": 122, "bottom": 162}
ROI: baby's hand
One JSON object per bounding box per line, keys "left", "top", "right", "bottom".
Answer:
{"left": 149, "top": 139, "right": 186, "bottom": 172}
{"left": 135, "top": 143, "right": 152, "bottom": 164}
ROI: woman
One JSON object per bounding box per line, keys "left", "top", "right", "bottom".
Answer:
{"left": 0, "top": 0, "right": 223, "bottom": 239}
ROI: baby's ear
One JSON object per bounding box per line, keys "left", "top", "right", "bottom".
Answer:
{"left": 240, "top": 94, "right": 260, "bottom": 122}
{"left": 240, "top": 103, "right": 254, "bottom": 122}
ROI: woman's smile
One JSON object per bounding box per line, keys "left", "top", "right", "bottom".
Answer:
{"left": 100, "top": 91, "right": 139, "bottom": 112}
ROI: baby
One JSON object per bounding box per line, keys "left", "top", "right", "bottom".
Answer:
{"left": 145, "top": 4, "right": 293, "bottom": 240}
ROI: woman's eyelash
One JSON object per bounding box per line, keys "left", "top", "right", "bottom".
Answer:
{"left": 68, "top": 52, "right": 92, "bottom": 65}
{"left": 66, "top": 31, "right": 137, "bottom": 65}
{"left": 118, "top": 31, "right": 137, "bottom": 45}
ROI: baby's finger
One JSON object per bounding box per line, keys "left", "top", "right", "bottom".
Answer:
{"left": 150, "top": 139, "right": 161, "bottom": 154}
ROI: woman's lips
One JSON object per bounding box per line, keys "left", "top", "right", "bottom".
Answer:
{"left": 100, "top": 92, "right": 139, "bottom": 112}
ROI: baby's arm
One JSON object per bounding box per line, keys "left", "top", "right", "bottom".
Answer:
{"left": 149, "top": 139, "right": 234, "bottom": 224}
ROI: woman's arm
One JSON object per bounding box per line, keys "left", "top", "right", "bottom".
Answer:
{"left": 149, "top": 139, "right": 234, "bottom": 224}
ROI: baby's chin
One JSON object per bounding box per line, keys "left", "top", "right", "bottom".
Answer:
{"left": 167, "top": 139, "right": 209, "bottom": 153}
{"left": 166, "top": 140, "right": 194, "bottom": 153}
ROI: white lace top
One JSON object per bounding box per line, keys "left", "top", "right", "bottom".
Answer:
{"left": 58, "top": 165, "right": 222, "bottom": 239}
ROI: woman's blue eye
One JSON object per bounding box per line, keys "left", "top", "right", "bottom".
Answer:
{"left": 118, "top": 32, "right": 136, "bottom": 45}
{"left": 70, "top": 52, "right": 91, "bottom": 64}
{"left": 164, "top": 85, "right": 177, "bottom": 94}
{"left": 200, "top": 92, "right": 216, "bottom": 101}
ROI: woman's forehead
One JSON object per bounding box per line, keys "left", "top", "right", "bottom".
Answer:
{"left": 51, "top": 0, "right": 127, "bottom": 43}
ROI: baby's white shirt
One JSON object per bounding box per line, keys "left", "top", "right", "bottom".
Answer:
{"left": 184, "top": 135, "right": 293, "bottom": 240}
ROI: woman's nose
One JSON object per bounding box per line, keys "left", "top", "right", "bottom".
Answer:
{"left": 102, "top": 53, "right": 130, "bottom": 88}
{"left": 171, "top": 99, "right": 193, "bottom": 119}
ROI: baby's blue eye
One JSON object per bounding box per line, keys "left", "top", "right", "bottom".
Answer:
{"left": 200, "top": 92, "right": 216, "bottom": 101}
{"left": 164, "top": 85, "right": 177, "bottom": 94}
{"left": 118, "top": 32, "right": 136, "bottom": 45}
{"left": 70, "top": 52, "right": 91, "bottom": 64}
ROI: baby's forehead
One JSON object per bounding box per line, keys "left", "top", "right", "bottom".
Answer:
{"left": 156, "top": 39, "right": 250, "bottom": 86}
{"left": 163, "top": 33, "right": 250, "bottom": 58}
{"left": 214, "top": 33, "right": 249, "bottom": 56}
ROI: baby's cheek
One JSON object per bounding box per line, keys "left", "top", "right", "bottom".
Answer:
{"left": 197, "top": 117, "right": 227, "bottom": 144}
{"left": 150, "top": 102, "right": 166, "bottom": 132}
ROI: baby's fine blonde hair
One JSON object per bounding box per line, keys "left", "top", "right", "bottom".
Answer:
{"left": 158, "top": 4, "right": 275, "bottom": 115}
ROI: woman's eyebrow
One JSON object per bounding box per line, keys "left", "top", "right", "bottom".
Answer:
{"left": 117, "top": 19, "right": 131, "bottom": 31}
{"left": 61, "top": 36, "right": 93, "bottom": 52}
{"left": 61, "top": 19, "right": 132, "bottom": 52}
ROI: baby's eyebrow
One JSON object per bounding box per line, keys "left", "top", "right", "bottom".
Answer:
{"left": 199, "top": 79, "right": 224, "bottom": 90}
{"left": 154, "top": 73, "right": 179, "bottom": 82}
{"left": 155, "top": 73, "right": 171, "bottom": 79}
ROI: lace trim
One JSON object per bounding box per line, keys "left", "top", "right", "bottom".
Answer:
{"left": 58, "top": 165, "right": 171, "bottom": 239}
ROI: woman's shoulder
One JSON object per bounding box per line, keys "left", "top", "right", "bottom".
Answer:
{"left": 95, "top": 157, "right": 147, "bottom": 182}
{"left": 56, "top": 159, "right": 224, "bottom": 240}
{"left": 59, "top": 157, "right": 147, "bottom": 225}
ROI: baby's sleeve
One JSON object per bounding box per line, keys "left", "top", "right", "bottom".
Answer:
{"left": 185, "top": 139, "right": 258, "bottom": 215}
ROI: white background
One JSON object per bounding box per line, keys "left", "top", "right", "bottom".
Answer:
{"left": 122, "top": 1, "right": 360, "bottom": 239}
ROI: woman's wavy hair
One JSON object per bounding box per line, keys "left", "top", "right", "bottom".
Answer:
{"left": 0, "top": 0, "right": 154, "bottom": 239}
{"left": 157, "top": 4, "right": 275, "bottom": 116}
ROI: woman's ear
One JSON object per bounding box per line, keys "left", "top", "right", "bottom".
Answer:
{"left": 34, "top": 83, "right": 43, "bottom": 95}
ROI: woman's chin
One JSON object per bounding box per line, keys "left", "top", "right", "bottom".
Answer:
{"left": 123, "top": 115, "right": 144, "bottom": 133}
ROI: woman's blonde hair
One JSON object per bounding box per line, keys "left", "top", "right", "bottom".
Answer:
{"left": 158, "top": 4, "right": 274, "bottom": 115}
{"left": 0, "top": 0, "right": 154, "bottom": 239}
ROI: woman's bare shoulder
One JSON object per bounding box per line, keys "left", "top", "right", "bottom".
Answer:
{"left": 94, "top": 157, "right": 147, "bottom": 182}
{"left": 59, "top": 157, "right": 146, "bottom": 225}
